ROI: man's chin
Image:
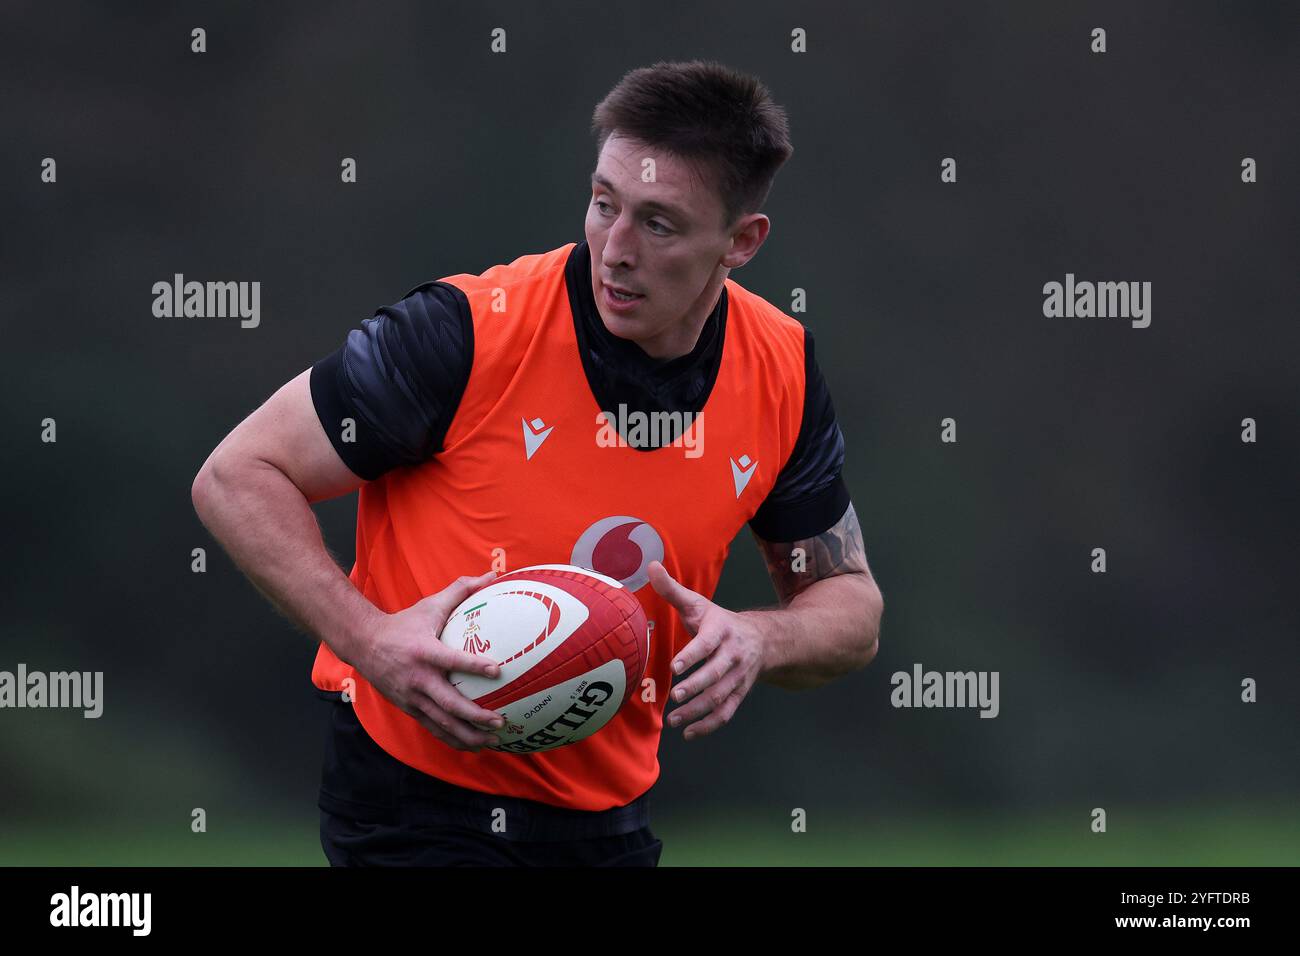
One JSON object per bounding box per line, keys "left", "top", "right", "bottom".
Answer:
{"left": 597, "top": 307, "right": 641, "bottom": 339}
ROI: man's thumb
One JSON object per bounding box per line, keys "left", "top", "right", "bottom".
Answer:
{"left": 433, "top": 570, "right": 498, "bottom": 611}
{"left": 648, "top": 561, "right": 690, "bottom": 606}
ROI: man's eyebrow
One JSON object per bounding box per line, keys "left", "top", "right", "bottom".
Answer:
{"left": 590, "top": 172, "right": 688, "bottom": 221}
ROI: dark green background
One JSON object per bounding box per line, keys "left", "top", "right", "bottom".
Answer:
{"left": 2, "top": 1, "right": 1297, "bottom": 864}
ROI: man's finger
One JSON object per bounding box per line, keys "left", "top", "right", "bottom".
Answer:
{"left": 681, "top": 688, "right": 744, "bottom": 740}
{"left": 670, "top": 648, "right": 736, "bottom": 706}
{"left": 670, "top": 661, "right": 744, "bottom": 728}
{"left": 432, "top": 570, "right": 499, "bottom": 614}
{"left": 425, "top": 676, "right": 506, "bottom": 737}
{"left": 648, "top": 561, "right": 706, "bottom": 631}
{"left": 670, "top": 625, "right": 723, "bottom": 676}
{"left": 416, "top": 694, "right": 499, "bottom": 749}
{"left": 406, "top": 704, "right": 480, "bottom": 752}
{"left": 432, "top": 642, "right": 502, "bottom": 680}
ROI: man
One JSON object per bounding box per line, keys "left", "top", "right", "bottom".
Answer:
{"left": 191, "top": 59, "right": 884, "bottom": 867}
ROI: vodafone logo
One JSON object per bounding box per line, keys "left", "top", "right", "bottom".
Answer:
{"left": 571, "top": 516, "right": 665, "bottom": 592}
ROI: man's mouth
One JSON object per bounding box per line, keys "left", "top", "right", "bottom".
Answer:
{"left": 604, "top": 281, "right": 644, "bottom": 302}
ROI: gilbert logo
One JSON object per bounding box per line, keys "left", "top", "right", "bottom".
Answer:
{"left": 522, "top": 416, "right": 554, "bottom": 460}
{"left": 730, "top": 454, "right": 757, "bottom": 498}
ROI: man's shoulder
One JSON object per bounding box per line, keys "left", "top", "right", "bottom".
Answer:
{"left": 431, "top": 241, "right": 578, "bottom": 298}
{"left": 728, "top": 273, "right": 806, "bottom": 343}
{"left": 723, "top": 277, "right": 809, "bottom": 371}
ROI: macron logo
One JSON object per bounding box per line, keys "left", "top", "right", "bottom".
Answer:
{"left": 730, "top": 454, "right": 757, "bottom": 498}
{"left": 522, "top": 417, "right": 554, "bottom": 460}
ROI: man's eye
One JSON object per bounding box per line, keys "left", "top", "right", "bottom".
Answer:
{"left": 594, "top": 199, "right": 612, "bottom": 214}
{"left": 647, "top": 220, "right": 671, "bottom": 235}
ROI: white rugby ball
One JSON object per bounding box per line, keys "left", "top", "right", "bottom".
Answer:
{"left": 439, "top": 564, "right": 650, "bottom": 754}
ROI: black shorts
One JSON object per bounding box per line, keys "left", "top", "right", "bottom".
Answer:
{"left": 316, "top": 690, "right": 664, "bottom": 867}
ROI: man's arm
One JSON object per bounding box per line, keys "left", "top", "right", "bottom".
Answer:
{"left": 737, "top": 325, "right": 879, "bottom": 688}
{"left": 190, "top": 367, "right": 505, "bottom": 751}
{"left": 748, "top": 502, "right": 884, "bottom": 690}
{"left": 646, "top": 503, "right": 883, "bottom": 739}
{"left": 192, "top": 280, "right": 472, "bottom": 662}
{"left": 191, "top": 368, "right": 382, "bottom": 664}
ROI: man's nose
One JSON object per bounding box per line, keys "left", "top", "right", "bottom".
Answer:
{"left": 602, "top": 212, "right": 637, "bottom": 269}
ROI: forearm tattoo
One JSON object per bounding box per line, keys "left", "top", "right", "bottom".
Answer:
{"left": 753, "top": 503, "right": 871, "bottom": 606}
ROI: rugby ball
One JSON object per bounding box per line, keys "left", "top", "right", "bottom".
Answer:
{"left": 439, "top": 564, "right": 650, "bottom": 754}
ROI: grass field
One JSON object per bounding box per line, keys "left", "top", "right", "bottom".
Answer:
{"left": 2, "top": 804, "right": 1296, "bottom": 866}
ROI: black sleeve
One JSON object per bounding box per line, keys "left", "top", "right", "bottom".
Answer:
{"left": 747, "top": 326, "right": 852, "bottom": 541}
{"left": 308, "top": 281, "right": 474, "bottom": 482}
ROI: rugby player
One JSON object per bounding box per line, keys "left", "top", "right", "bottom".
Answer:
{"left": 191, "top": 59, "right": 884, "bottom": 866}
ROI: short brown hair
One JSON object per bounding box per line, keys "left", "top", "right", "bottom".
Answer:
{"left": 591, "top": 60, "right": 794, "bottom": 228}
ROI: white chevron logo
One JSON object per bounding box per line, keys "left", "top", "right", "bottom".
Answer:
{"left": 522, "top": 416, "right": 554, "bottom": 460}
{"left": 730, "top": 454, "right": 757, "bottom": 498}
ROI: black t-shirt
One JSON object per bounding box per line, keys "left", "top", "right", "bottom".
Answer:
{"left": 310, "top": 239, "right": 850, "bottom": 542}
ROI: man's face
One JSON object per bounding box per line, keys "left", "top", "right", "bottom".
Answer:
{"left": 585, "top": 133, "right": 766, "bottom": 359}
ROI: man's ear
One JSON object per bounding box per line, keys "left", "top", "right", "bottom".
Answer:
{"left": 722, "top": 214, "right": 770, "bottom": 269}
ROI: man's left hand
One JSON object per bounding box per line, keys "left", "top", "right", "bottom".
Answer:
{"left": 647, "top": 560, "right": 766, "bottom": 741}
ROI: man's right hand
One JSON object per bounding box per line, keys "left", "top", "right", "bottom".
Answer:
{"left": 352, "top": 571, "right": 506, "bottom": 752}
